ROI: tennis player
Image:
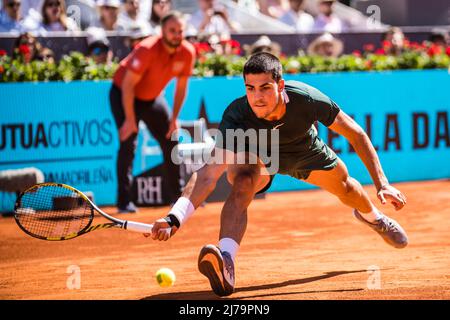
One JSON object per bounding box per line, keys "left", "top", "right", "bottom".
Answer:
{"left": 147, "top": 52, "right": 408, "bottom": 297}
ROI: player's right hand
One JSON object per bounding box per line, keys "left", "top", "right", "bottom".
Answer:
{"left": 144, "top": 218, "right": 178, "bottom": 241}
{"left": 119, "top": 119, "right": 138, "bottom": 142}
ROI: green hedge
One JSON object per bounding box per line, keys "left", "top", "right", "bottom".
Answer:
{"left": 1, "top": 47, "right": 450, "bottom": 83}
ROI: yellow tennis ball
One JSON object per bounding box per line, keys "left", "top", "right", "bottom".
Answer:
{"left": 155, "top": 268, "right": 176, "bottom": 287}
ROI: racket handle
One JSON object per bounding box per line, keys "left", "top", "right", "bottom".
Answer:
{"left": 125, "top": 221, "right": 153, "bottom": 233}
{"left": 125, "top": 221, "right": 172, "bottom": 237}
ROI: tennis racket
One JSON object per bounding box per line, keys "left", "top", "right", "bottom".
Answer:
{"left": 14, "top": 182, "right": 169, "bottom": 241}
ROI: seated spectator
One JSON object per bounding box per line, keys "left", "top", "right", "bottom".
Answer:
{"left": 243, "top": 35, "right": 281, "bottom": 57}
{"left": 123, "top": 25, "right": 152, "bottom": 50}
{"left": 313, "top": 0, "right": 347, "bottom": 33}
{"left": 36, "top": 46, "right": 55, "bottom": 63}
{"left": 184, "top": 24, "right": 199, "bottom": 45}
{"left": 279, "top": 0, "right": 313, "bottom": 32}
{"left": 307, "top": 32, "right": 343, "bottom": 58}
{"left": 31, "top": 0, "right": 80, "bottom": 33}
{"left": 381, "top": 26, "right": 405, "bottom": 55}
{"left": 118, "top": 0, "right": 152, "bottom": 33}
{"left": 12, "top": 32, "right": 42, "bottom": 62}
{"left": 188, "top": 0, "right": 240, "bottom": 39}
{"left": 429, "top": 29, "right": 449, "bottom": 47}
{"left": 92, "top": 0, "right": 123, "bottom": 31}
{"left": 0, "top": 0, "right": 27, "bottom": 32}
{"left": 257, "top": 0, "right": 289, "bottom": 19}
{"left": 149, "top": 0, "right": 171, "bottom": 34}
{"left": 86, "top": 26, "right": 113, "bottom": 64}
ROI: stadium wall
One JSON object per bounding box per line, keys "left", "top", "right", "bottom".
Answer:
{"left": 1, "top": 70, "right": 449, "bottom": 211}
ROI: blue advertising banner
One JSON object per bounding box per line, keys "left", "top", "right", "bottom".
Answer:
{"left": 1, "top": 70, "right": 449, "bottom": 211}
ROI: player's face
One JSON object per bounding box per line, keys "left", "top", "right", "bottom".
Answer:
{"left": 162, "top": 17, "right": 184, "bottom": 48}
{"left": 244, "top": 73, "right": 285, "bottom": 119}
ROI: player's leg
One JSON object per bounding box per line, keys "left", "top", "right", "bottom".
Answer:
{"left": 304, "top": 159, "right": 408, "bottom": 248}
{"left": 305, "top": 159, "right": 373, "bottom": 213}
{"left": 109, "top": 85, "right": 139, "bottom": 213}
{"left": 139, "top": 96, "right": 181, "bottom": 203}
{"left": 198, "top": 153, "right": 271, "bottom": 296}
{"left": 220, "top": 160, "right": 271, "bottom": 244}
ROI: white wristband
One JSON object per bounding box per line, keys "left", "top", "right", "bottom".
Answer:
{"left": 169, "top": 197, "right": 195, "bottom": 227}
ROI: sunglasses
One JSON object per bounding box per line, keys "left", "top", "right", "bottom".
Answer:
{"left": 37, "top": 54, "right": 54, "bottom": 61}
{"left": 7, "top": 1, "right": 21, "bottom": 8}
{"left": 92, "top": 46, "right": 109, "bottom": 55}
{"left": 46, "top": 1, "right": 61, "bottom": 7}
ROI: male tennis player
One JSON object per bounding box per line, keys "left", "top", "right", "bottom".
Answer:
{"left": 147, "top": 52, "right": 408, "bottom": 297}
{"left": 110, "top": 11, "right": 195, "bottom": 212}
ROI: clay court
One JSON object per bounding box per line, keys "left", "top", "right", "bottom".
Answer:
{"left": 0, "top": 179, "right": 449, "bottom": 300}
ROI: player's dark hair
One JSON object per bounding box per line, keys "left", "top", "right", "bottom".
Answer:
{"left": 161, "top": 11, "right": 185, "bottom": 26}
{"left": 243, "top": 52, "right": 283, "bottom": 82}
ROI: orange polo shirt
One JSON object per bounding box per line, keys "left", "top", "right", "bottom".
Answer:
{"left": 113, "top": 36, "right": 196, "bottom": 101}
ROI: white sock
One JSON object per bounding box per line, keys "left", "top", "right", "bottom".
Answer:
{"left": 358, "top": 207, "right": 383, "bottom": 223}
{"left": 219, "top": 238, "right": 239, "bottom": 263}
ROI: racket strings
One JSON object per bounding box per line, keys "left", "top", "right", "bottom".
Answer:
{"left": 15, "top": 185, "right": 93, "bottom": 239}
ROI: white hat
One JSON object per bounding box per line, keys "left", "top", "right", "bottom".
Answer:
{"left": 129, "top": 25, "right": 153, "bottom": 40}
{"left": 97, "top": 0, "right": 121, "bottom": 7}
{"left": 86, "top": 27, "right": 110, "bottom": 47}
{"left": 253, "top": 35, "right": 272, "bottom": 48}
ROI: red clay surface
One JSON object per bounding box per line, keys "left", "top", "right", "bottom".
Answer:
{"left": 1, "top": 180, "right": 449, "bottom": 300}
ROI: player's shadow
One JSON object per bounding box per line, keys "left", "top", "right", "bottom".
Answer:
{"left": 142, "top": 269, "right": 368, "bottom": 300}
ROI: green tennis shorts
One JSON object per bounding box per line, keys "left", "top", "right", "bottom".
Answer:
{"left": 256, "top": 142, "right": 339, "bottom": 194}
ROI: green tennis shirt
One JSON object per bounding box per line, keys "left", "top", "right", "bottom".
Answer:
{"left": 216, "top": 80, "right": 341, "bottom": 176}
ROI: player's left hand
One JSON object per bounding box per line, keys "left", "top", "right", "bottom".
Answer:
{"left": 165, "top": 119, "right": 178, "bottom": 139}
{"left": 377, "top": 184, "right": 407, "bottom": 211}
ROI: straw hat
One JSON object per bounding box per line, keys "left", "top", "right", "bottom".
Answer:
{"left": 307, "top": 32, "right": 343, "bottom": 57}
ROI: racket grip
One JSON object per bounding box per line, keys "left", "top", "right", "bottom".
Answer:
{"left": 125, "top": 221, "right": 153, "bottom": 233}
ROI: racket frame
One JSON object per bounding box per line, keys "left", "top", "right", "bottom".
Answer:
{"left": 14, "top": 183, "right": 155, "bottom": 241}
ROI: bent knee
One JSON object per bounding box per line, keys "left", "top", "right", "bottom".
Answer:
{"left": 231, "top": 172, "right": 255, "bottom": 191}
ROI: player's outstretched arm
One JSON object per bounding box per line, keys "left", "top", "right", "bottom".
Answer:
{"left": 147, "top": 151, "right": 227, "bottom": 241}
{"left": 328, "top": 111, "right": 407, "bottom": 211}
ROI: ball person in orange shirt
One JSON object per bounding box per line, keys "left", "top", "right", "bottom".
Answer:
{"left": 110, "top": 11, "right": 196, "bottom": 212}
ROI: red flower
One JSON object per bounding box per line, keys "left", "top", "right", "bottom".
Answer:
{"left": 194, "top": 42, "right": 212, "bottom": 55}
{"left": 403, "top": 39, "right": 410, "bottom": 49}
{"left": 382, "top": 40, "right": 392, "bottom": 48}
{"left": 410, "top": 42, "right": 421, "bottom": 50}
{"left": 19, "top": 44, "right": 30, "bottom": 55}
{"left": 427, "top": 44, "right": 443, "bottom": 56}
{"left": 232, "top": 47, "right": 241, "bottom": 55}
{"left": 0, "top": 65, "right": 4, "bottom": 73}
{"left": 352, "top": 50, "right": 362, "bottom": 57}
{"left": 220, "top": 39, "right": 240, "bottom": 47}
{"left": 0, "top": 49, "right": 6, "bottom": 56}
{"left": 375, "top": 48, "right": 386, "bottom": 55}
{"left": 229, "top": 39, "right": 240, "bottom": 48}
{"left": 363, "top": 44, "right": 375, "bottom": 52}
{"left": 446, "top": 46, "right": 450, "bottom": 56}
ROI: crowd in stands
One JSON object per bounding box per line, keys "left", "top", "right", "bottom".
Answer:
{"left": 1, "top": 0, "right": 449, "bottom": 66}
{"left": 0, "top": 0, "right": 349, "bottom": 35}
